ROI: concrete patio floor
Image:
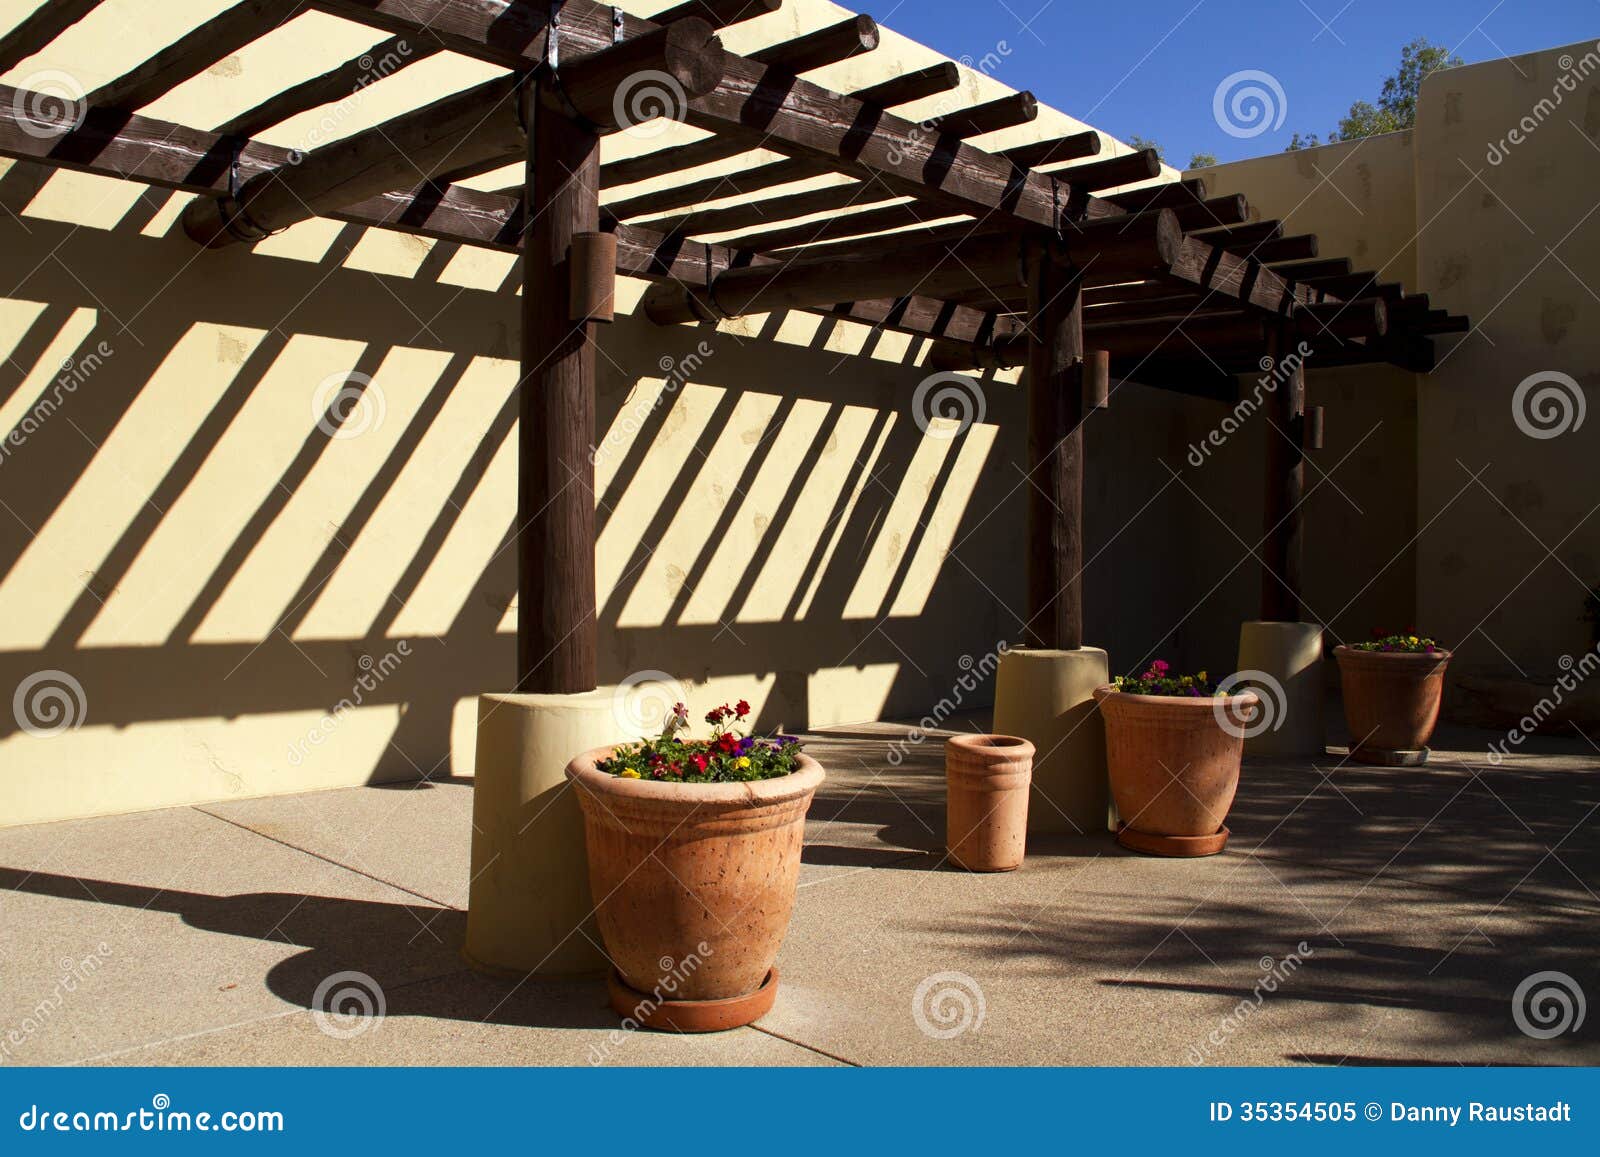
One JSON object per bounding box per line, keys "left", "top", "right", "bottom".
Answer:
{"left": 2, "top": 715, "right": 1598, "bottom": 1067}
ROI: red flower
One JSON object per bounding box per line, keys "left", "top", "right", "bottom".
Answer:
{"left": 690, "top": 753, "right": 708, "bottom": 772}
{"left": 735, "top": 699, "right": 750, "bottom": 719}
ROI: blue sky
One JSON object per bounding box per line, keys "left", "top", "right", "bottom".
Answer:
{"left": 851, "top": 0, "right": 1600, "bottom": 165}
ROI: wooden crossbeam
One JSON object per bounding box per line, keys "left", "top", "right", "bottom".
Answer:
{"left": 717, "top": 200, "right": 969, "bottom": 253}
{"left": 1000, "top": 132, "right": 1103, "bottom": 170}
{"left": 0, "top": 0, "right": 103, "bottom": 74}
{"left": 929, "top": 91, "right": 1038, "bottom": 138}
{"left": 1047, "top": 149, "right": 1162, "bottom": 192}
{"left": 596, "top": 64, "right": 960, "bottom": 190}
{"left": 183, "top": 19, "right": 727, "bottom": 246}
{"left": 604, "top": 156, "right": 826, "bottom": 220}
{"left": 748, "top": 14, "right": 878, "bottom": 73}
{"left": 642, "top": 210, "right": 1183, "bottom": 324}
{"left": 216, "top": 35, "right": 438, "bottom": 138}
{"left": 91, "top": 0, "right": 288, "bottom": 111}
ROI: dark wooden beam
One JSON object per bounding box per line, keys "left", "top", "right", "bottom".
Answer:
{"left": 1048, "top": 149, "right": 1162, "bottom": 192}
{"left": 597, "top": 64, "right": 960, "bottom": 190}
{"left": 848, "top": 62, "right": 962, "bottom": 108}
{"left": 91, "top": 1, "right": 287, "bottom": 111}
{"left": 718, "top": 199, "right": 966, "bottom": 252}
{"left": 1000, "top": 132, "right": 1102, "bottom": 170}
{"left": 1024, "top": 238, "right": 1086, "bottom": 651}
{"left": 519, "top": 74, "right": 599, "bottom": 693}
{"left": 184, "top": 19, "right": 726, "bottom": 247}
{"left": 929, "top": 91, "right": 1038, "bottom": 138}
{"left": 748, "top": 15, "right": 878, "bottom": 73}
{"left": 604, "top": 156, "right": 825, "bottom": 220}
{"left": 0, "top": 0, "right": 104, "bottom": 74}
{"left": 1272, "top": 258, "right": 1350, "bottom": 281}
{"left": 216, "top": 36, "right": 438, "bottom": 139}
{"left": 1104, "top": 179, "right": 1207, "bottom": 211}
{"left": 643, "top": 210, "right": 1182, "bottom": 324}
{"left": 183, "top": 73, "right": 528, "bottom": 246}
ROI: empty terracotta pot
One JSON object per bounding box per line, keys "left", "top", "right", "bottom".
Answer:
{"left": 1093, "top": 686, "right": 1257, "bottom": 857}
{"left": 945, "top": 733, "right": 1034, "bottom": 871}
{"left": 566, "top": 748, "right": 823, "bottom": 1020}
{"left": 1334, "top": 646, "right": 1451, "bottom": 762}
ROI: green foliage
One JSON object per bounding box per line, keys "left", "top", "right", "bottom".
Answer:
{"left": 1287, "top": 37, "right": 1464, "bottom": 151}
{"left": 595, "top": 698, "right": 804, "bottom": 783}
{"left": 1110, "top": 659, "right": 1227, "bottom": 698}
{"left": 1187, "top": 152, "right": 1218, "bottom": 169}
{"left": 1127, "top": 135, "right": 1165, "bottom": 162}
{"left": 1348, "top": 631, "right": 1445, "bottom": 654}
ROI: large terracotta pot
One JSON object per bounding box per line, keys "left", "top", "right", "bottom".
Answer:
{"left": 1093, "top": 686, "right": 1258, "bottom": 857}
{"left": 566, "top": 747, "right": 823, "bottom": 1029}
{"left": 1333, "top": 646, "right": 1451, "bottom": 764}
{"left": 945, "top": 733, "right": 1034, "bottom": 872}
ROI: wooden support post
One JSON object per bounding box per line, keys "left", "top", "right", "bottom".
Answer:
{"left": 518, "top": 76, "right": 600, "bottom": 694}
{"left": 1261, "top": 326, "right": 1306, "bottom": 622}
{"left": 1024, "top": 237, "right": 1087, "bottom": 651}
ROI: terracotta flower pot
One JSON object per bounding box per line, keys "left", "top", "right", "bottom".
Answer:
{"left": 945, "top": 734, "right": 1034, "bottom": 872}
{"left": 1333, "top": 646, "right": 1451, "bottom": 764}
{"left": 1093, "top": 686, "right": 1258, "bottom": 857}
{"left": 566, "top": 747, "right": 823, "bottom": 1030}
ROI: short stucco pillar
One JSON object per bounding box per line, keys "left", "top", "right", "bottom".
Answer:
{"left": 464, "top": 690, "right": 631, "bottom": 977}
{"left": 992, "top": 647, "right": 1111, "bottom": 835}
{"left": 1236, "top": 621, "right": 1325, "bottom": 757}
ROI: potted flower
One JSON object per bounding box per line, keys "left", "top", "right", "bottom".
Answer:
{"left": 566, "top": 698, "right": 822, "bottom": 1033}
{"left": 1333, "top": 632, "right": 1451, "bottom": 765}
{"left": 1093, "top": 661, "right": 1258, "bottom": 857}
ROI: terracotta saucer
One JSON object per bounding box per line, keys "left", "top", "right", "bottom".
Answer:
{"left": 608, "top": 967, "right": 778, "bottom": 1033}
{"left": 1351, "top": 745, "right": 1430, "bottom": 767}
{"left": 1116, "top": 823, "right": 1230, "bottom": 857}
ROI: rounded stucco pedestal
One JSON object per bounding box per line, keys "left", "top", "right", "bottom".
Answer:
{"left": 464, "top": 690, "right": 629, "bottom": 977}
{"left": 1236, "top": 621, "right": 1326, "bottom": 758}
{"left": 992, "top": 647, "right": 1110, "bottom": 836}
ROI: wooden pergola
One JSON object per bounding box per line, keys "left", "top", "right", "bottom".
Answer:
{"left": 0, "top": 0, "right": 1467, "bottom": 692}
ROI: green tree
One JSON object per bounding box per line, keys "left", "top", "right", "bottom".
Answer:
{"left": 1287, "top": 37, "right": 1463, "bottom": 151}
{"left": 1187, "top": 152, "right": 1218, "bottom": 169}
{"left": 1128, "top": 135, "right": 1164, "bottom": 162}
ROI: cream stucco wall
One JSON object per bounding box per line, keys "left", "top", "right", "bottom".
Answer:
{"left": 0, "top": 0, "right": 1177, "bottom": 826}
{"left": 1182, "top": 130, "right": 1423, "bottom": 657}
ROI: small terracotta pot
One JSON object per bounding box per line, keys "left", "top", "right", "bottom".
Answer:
{"left": 1333, "top": 646, "right": 1451, "bottom": 763}
{"left": 566, "top": 748, "right": 823, "bottom": 1024}
{"left": 1093, "top": 686, "right": 1257, "bottom": 857}
{"left": 945, "top": 734, "right": 1034, "bottom": 871}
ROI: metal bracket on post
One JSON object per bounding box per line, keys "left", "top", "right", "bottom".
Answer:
{"left": 612, "top": 6, "right": 625, "bottom": 43}
{"left": 547, "top": 0, "right": 564, "bottom": 70}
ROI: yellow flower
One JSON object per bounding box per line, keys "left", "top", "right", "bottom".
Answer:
{"left": 1198, "top": 670, "right": 1207, "bottom": 682}
{"left": 735, "top": 756, "right": 751, "bottom": 769}
{"left": 619, "top": 768, "right": 642, "bottom": 779}
{"left": 1408, "top": 635, "right": 1419, "bottom": 645}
